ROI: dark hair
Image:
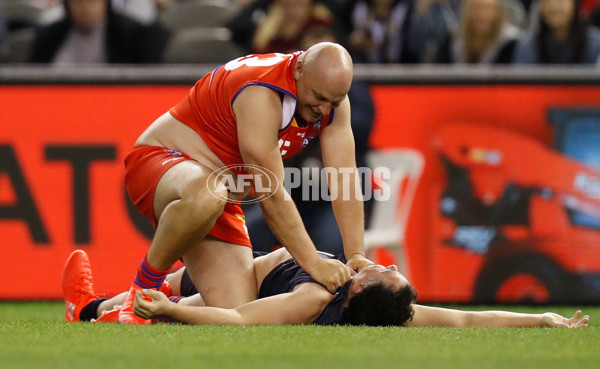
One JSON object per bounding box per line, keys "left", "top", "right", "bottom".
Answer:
{"left": 345, "top": 281, "right": 417, "bottom": 327}
{"left": 536, "top": 0, "right": 587, "bottom": 63}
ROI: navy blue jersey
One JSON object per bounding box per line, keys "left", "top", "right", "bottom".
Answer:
{"left": 258, "top": 252, "right": 350, "bottom": 325}
{"left": 180, "top": 252, "right": 350, "bottom": 325}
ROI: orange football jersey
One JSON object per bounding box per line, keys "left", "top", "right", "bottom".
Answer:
{"left": 170, "top": 52, "right": 332, "bottom": 174}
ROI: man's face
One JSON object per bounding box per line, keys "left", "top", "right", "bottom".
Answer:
{"left": 294, "top": 64, "right": 348, "bottom": 122}
{"left": 68, "top": 0, "right": 107, "bottom": 33}
{"left": 353, "top": 264, "right": 410, "bottom": 290}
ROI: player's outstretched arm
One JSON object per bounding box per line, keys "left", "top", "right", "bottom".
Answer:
{"left": 134, "top": 284, "right": 332, "bottom": 325}
{"left": 407, "top": 304, "right": 589, "bottom": 328}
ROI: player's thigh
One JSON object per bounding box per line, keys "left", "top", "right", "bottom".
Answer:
{"left": 182, "top": 236, "right": 257, "bottom": 308}
{"left": 153, "top": 160, "right": 217, "bottom": 220}
{"left": 253, "top": 248, "right": 292, "bottom": 288}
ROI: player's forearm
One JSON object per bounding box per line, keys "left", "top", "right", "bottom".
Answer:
{"left": 319, "top": 103, "right": 365, "bottom": 260}
{"left": 259, "top": 192, "right": 320, "bottom": 267}
{"left": 164, "top": 303, "right": 244, "bottom": 325}
{"left": 462, "top": 310, "right": 545, "bottom": 328}
{"left": 330, "top": 170, "right": 366, "bottom": 259}
{"left": 241, "top": 139, "right": 320, "bottom": 268}
{"left": 410, "top": 305, "right": 545, "bottom": 328}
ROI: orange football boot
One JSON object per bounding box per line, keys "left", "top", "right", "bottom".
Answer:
{"left": 94, "top": 306, "right": 121, "bottom": 323}
{"left": 62, "top": 250, "right": 101, "bottom": 322}
{"left": 160, "top": 280, "right": 172, "bottom": 297}
{"left": 117, "top": 282, "right": 153, "bottom": 324}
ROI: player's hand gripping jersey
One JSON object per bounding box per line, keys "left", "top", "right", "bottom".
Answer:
{"left": 170, "top": 52, "right": 333, "bottom": 173}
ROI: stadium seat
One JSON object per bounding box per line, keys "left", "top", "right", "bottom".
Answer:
{"left": 1, "top": 0, "right": 61, "bottom": 30}
{"left": 363, "top": 149, "right": 424, "bottom": 278}
{"left": 158, "top": 0, "right": 239, "bottom": 32}
{"left": 163, "top": 27, "right": 245, "bottom": 63}
{"left": 4, "top": 28, "right": 35, "bottom": 63}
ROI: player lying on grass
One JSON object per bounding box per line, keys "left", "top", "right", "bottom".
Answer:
{"left": 63, "top": 249, "right": 589, "bottom": 328}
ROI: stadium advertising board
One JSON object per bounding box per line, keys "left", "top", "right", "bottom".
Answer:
{"left": 0, "top": 86, "right": 187, "bottom": 299}
{"left": 370, "top": 85, "right": 600, "bottom": 303}
{"left": 1, "top": 84, "right": 600, "bottom": 302}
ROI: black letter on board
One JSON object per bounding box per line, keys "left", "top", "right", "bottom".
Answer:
{"left": 0, "top": 145, "right": 50, "bottom": 243}
{"left": 46, "top": 145, "right": 116, "bottom": 244}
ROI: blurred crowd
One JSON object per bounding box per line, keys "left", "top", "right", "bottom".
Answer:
{"left": 0, "top": 0, "right": 599, "bottom": 65}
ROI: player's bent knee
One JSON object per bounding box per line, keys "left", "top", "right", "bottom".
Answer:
{"left": 182, "top": 181, "right": 227, "bottom": 220}
{"left": 206, "top": 179, "right": 228, "bottom": 203}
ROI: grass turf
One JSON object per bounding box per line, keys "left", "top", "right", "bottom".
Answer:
{"left": 0, "top": 302, "right": 598, "bottom": 369}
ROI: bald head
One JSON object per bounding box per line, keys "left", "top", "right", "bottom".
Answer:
{"left": 293, "top": 42, "right": 353, "bottom": 122}
{"left": 298, "top": 42, "right": 353, "bottom": 92}
{"left": 302, "top": 42, "right": 353, "bottom": 73}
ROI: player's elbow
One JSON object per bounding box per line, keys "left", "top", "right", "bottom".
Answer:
{"left": 224, "top": 311, "right": 247, "bottom": 326}
{"left": 459, "top": 312, "right": 482, "bottom": 328}
{"left": 237, "top": 134, "right": 280, "bottom": 168}
{"left": 238, "top": 145, "right": 263, "bottom": 166}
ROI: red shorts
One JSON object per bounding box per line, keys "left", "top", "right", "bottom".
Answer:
{"left": 124, "top": 145, "right": 251, "bottom": 248}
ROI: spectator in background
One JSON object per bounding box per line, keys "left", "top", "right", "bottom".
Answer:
{"left": 435, "top": 0, "right": 520, "bottom": 63}
{"left": 111, "top": 0, "right": 173, "bottom": 25}
{"left": 228, "top": 0, "right": 355, "bottom": 54}
{"left": 30, "top": 0, "right": 169, "bottom": 64}
{"left": 245, "top": 26, "right": 375, "bottom": 254}
{"left": 227, "top": 0, "right": 270, "bottom": 53}
{"left": 349, "top": 0, "right": 418, "bottom": 63}
{"left": 513, "top": 0, "right": 600, "bottom": 64}
{"left": 407, "top": 0, "right": 461, "bottom": 62}
{"left": 322, "top": 0, "right": 359, "bottom": 37}
{"left": 252, "top": 0, "right": 333, "bottom": 54}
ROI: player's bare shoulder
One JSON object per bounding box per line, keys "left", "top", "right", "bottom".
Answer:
{"left": 233, "top": 85, "right": 283, "bottom": 120}
{"left": 232, "top": 86, "right": 284, "bottom": 141}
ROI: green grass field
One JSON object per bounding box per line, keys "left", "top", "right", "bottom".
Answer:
{"left": 0, "top": 302, "right": 598, "bottom": 369}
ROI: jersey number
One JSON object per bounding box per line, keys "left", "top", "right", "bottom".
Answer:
{"left": 278, "top": 139, "right": 291, "bottom": 156}
{"left": 224, "top": 54, "right": 285, "bottom": 71}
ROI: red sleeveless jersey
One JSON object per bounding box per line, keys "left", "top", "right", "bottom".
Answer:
{"left": 169, "top": 52, "right": 333, "bottom": 174}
